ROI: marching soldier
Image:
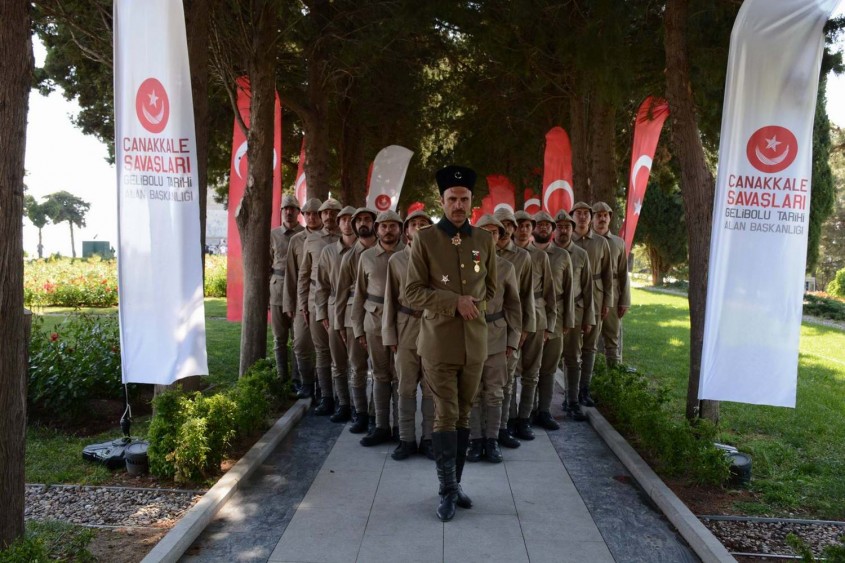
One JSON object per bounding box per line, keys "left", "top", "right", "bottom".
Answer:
{"left": 283, "top": 198, "right": 322, "bottom": 397}
{"left": 383, "top": 210, "right": 436, "bottom": 460}
{"left": 571, "top": 201, "right": 613, "bottom": 406}
{"left": 591, "top": 201, "right": 631, "bottom": 366}
{"left": 270, "top": 194, "right": 304, "bottom": 388}
{"left": 352, "top": 210, "right": 406, "bottom": 446}
{"left": 555, "top": 209, "right": 593, "bottom": 421}
{"left": 467, "top": 215, "right": 521, "bottom": 463}
{"left": 531, "top": 210, "right": 574, "bottom": 430}
{"left": 335, "top": 207, "right": 378, "bottom": 434}
{"left": 405, "top": 165, "right": 497, "bottom": 522}
{"left": 315, "top": 205, "right": 358, "bottom": 422}
{"left": 297, "top": 198, "right": 341, "bottom": 410}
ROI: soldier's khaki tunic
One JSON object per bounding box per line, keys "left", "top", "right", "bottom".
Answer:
{"left": 298, "top": 227, "right": 339, "bottom": 371}
{"left": 405, "top": 219, "right": 497, "bottom": 432}
{"left": 316, "top": 239, "right": 354, "bottom": 406}
{"left": 600, "top": 232, "right": 630, "bottom": 363}
{"left": 559, "top": 241, "right": 594, "bottom": 403}
{"left": 383, "top": 245, "right": 434, "bottom": 443}
{"left": 283, "top": 228, "right": 317, "bottom": 382}
{"left": 572, "top": 230, "right": 612, "bottom": 354}
{"left": 270, "top": 223, "right": 304, "bottom": 341}
{"left": 352, "top": 240, "right": 405, "bottom": 429}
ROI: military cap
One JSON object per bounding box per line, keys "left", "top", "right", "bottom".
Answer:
{"left": 514, "top": 210, "right": 536, "bottom": 225}
{"left": 570, "top": 201, "right": 593, "bottom": 215}
{"left": 352, "top": 207, "right": 378, "bottom": 222}
{"left": 318, "top": 198, "right": 342, "bottom": 212}
{"left": 533, "top": 210, "right": 555, "bottom": 225}
{"left": 591, "top": 201, "right": 613, "bottom": 214}
{"left": 403, "top": 209, "right": 432, "bottom": 230}
{"left": 302, "top": 198, "right": 322, "bottom": 213}
{"left": 339, "top": 205, "right": 356, "bottom": 218}
{"left": 554, "top": 209, "right": 576, "bottom": 227}
{"left": 494, "top": 207, "right": 517, "bottom": 227}
{"left": 375, "top": 209, "right": 403, "bottom": 225}
{"left": 436, "top": 165, "right": 477, "bottom": 194}
{"left": 475, "top": 213, "right": 505, "bottom": 237}
{"left": 281, "top": 194, "right": 300, "bottom": 209}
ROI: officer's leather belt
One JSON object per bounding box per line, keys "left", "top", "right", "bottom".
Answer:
{"left": 366, "top": 293, "right": 385, "bottom": 304}
{"left": 398, "top": 305, "right": 422, "bottom": 318}
{"left": 533, "top": 291, "right": 543, "bottom": 299}
{"left": 272, "top": 269, "right": 284, "bottom": 276}
{"left": 485, "top": 310, "right": 505, "bottom": 323}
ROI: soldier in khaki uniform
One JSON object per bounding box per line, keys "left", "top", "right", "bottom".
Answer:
{"left": 531, "top": 211, "right": 574, "bottom": 431}
{"left": 555, "top": 209, "right": 593, "bottom": 421}
{"left": 315, "top": 205, "right": 357, "bottom": 422}
{"left": 592, "top": 202, "right": 631, "bottom": 366}
{"left": 467, "top": 215, "right": 521, "bottom": 464}
{"left": 405, "top": 165, "right": 497, "bottom": 522}
{"left": 270, "top": 195, "right": 304, "bottom": 387}
{"left": 335, "top": 208, "right": 378, "bottom": 433}
{"left": 383, "top": 210, "right": 436, "bottom": 461}
{"left": 492, "top": 208, "right": 534, "bottom": 449}
{"left": 571, "top": 201, "right": 613, "bottom": 406}
{"left": 297, "top": 198, "right": 341, "bottom": 409}
{"left": 283, "top": 198, "right": 322, "bottom": 397}
{"left": 352, "top": 210, "right": 405, "bottom": 446}
{"left": 511, "top": 210, "right": 554, "bottom": 441}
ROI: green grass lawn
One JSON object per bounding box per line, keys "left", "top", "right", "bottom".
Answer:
{"left": 625, "top": 288, "right": 845, "bottom": 520}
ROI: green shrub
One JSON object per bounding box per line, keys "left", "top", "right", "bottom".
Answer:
{"left": 803, "top": 293, "right": 845, "bottom": 321}
{"left": 593, "top": 362, "right": 730, "bottom": 485}
{"left": 27, "top": 313, "right": 123, "bottom": 420}
{"left": 204, "top": 255, "right": 227, "bottom": 297}
{"left": 0, "top": 521, "right": 95, "bottom": 562}
{"left": 148, "top": 389, "right": 190, "bottom": 479}
{"left": 826, "top": 267, "right": 845, "bottom": 298}
{"left": 170, "top": 417, "right": 211, "bottom": 482}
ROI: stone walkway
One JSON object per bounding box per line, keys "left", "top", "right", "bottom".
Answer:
{"left": 182, "top": 384, "right": 697, "bottom": 563}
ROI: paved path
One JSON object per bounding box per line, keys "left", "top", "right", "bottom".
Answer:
{"left": 182, "top": 384, "right": 697, "bottom": 563}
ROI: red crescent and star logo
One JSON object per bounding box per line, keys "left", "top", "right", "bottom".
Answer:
{"left": 746, "top": 125, "right": 797, "bottom": 174}
{"left": 375, "top": 194, "right": 391, "bottom": 211}
{"left": 135, "top": 78, "right": 170, "bottom": 134}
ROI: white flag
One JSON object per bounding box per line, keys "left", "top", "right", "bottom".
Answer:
{"left": 366, "top": 145, "right": 414, "bottom": 212}
{"left": 114, "top": 0, "right": 208, "bottom": 384}
{"left": 700, "top": 0, "right": 841, "bottom": 407}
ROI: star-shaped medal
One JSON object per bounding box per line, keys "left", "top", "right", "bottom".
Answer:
{"left": 451, "top": 234, "right": 461, "bottom": 246}
{"left": 441, "top": 275, "right": 449, "bottom": 283}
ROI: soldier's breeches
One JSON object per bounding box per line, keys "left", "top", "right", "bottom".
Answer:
{"left": 518, "top": 331, "right": 543, "bottom": 418}
{"left": 368, "top": 332, "right": 395, "bottom": 428}
{"left": 501, "top": 350, "right": 519, "bottom": 429}
{"left": 601, "top": 308, "right": 622, "bottom": 364}
{"left": 422, "top": 358, "right": 483, "bottom": 432}
{"left": 396, "top": 346, "right": 430, "bottom": 442}
{"left": 473, "top": 352, "right": 507, "bottom": 438}
{"left": 347, "top": 327, "right": 369, "bottom": 413}
{"left": 582, "top": 313, "right": 602, "bottom": 354}
{"left": 538, "top": 337, "right": 563, "bottom": 412}
{"left": 328, "top": 325, "right": 349, "bottom": 406}
{"left": 308, "top": 307, "right": 331, "bottom": 369}
{"left": 562, "top": 326, "right": 584, "bottom": 404}
{"left": 293, "top": 313, "right": 314, "bottom": 384}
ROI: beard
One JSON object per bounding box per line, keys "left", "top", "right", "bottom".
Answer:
{"left": 533, "top": 232, "right": 551, "bottom": 244}
{"left": 357, "top": 225, "right": 373, "bottom": 238}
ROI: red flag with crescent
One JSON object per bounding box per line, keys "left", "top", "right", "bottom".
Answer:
{"left": 481, "top": 194, "right": 494, "bottom": 215}
{"left": 226, "top": 76, "right": 283, "bottom": 321}
{"left": 621, "top": 96, "right": 670, "bottom": 255}
{"left": 542, "top": 127, "right": 574, "bottom": 215}
{"left": 295, "top": 137, "right": 307, "bottom": 224}
{"left": 470, "top": 207, "right": 483, "bottom": 225}
{"left": 486, "top": 174, "right": 516, "bottom": 214}
{"left": 524, "top": 188, "right": 541, "bottom": 215}
{"left": 407, "top": 201, "right": 425, "bottom": 215}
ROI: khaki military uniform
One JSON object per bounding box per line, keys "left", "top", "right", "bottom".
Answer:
{"left": 270, "top": 223, "right": 304, "bottom": 382}
{"left": 536, "top": 243, "right": 574, "bottom": 414}
{"left": 316, "top": 239, "right": 353, "bottom": 407}
{"left": 559, "top": 242, "right": 594, "bottom": 404}
{"left": 405, "top": 219, "right": 497, "bottom": 432}
{"left": 600, "top": 232, "right": 630, "bottom": 365}
{"left": 383, "top": 245, "right": 435, "bottom": 445}
{"left": 283, "top": 228, "right": 317, "bottom": 386}
{"left": 352, "top": 240, "right": 406, "bottom": 431}
{"left": 572, "top": 230, "right": 613, "bottom": 389}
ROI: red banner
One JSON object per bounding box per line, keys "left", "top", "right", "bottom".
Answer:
{"left": 620, "top": 96, "right": 670, "bottom": 255}
{"left": 481, "top": 194, "right": 494, "bottom": 215}
{"left": 407, "top": 201, "right": 425, "bottom": 215}
{"left": 486, "top": 174, "right": 516, "bottom": 214}
{"left": 524, "top": 188, "right": 541, "bottom": 215}
{"left": 295, "top": 137, "right": 307, "bottom": 223}
{"left": 470, "top": 207, "right": 483, "bottom": 225}
{"left": 226, "top": 76, "right": 283, "bottom": 321}
{"left": 542, "top": 126, "right": 574, "bottom": 215}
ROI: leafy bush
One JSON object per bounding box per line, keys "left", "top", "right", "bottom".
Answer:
{"left": 27, "top": 313, "right": 123, "bottom": 420}
{"left": 826, "top": 267, "right": 845, "bottom": 298}
{"left": 0, "top": 521, "right": 95, "bottom": 563}
{"left": 25, "top": 256, "right": 118, "bottom": 308}
{"left": 593, "top": 362, "right": 730, "bottom": 485}
{"left": 204, "top": 255, "right": 227, "bottom": 297}
{"left": 803, "top": 292, "right": 845, "bottom": 321}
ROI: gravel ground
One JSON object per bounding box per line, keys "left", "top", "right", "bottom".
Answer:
{"left": 25, "top": 484, "right": 203, "bottom": 528}
{"left": 702, "top": 518, "right": 845, "bottom": 557}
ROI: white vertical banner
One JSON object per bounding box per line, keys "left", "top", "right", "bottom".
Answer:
{"left": 700, "top": 0, "right": 841, "bottom": 407}
{"left": 114, "top": 0, "right": 208, "bottom": 384}
{"left": 366, "top": 145, "right": 413, "bottom": 212}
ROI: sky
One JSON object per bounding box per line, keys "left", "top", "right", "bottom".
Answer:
{"left": 22, "top": 12, "right": 845, "bottom": 258}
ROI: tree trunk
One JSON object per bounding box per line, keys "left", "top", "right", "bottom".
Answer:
{"left": 302, "top": 0, "right": 332, "bottom": 201}
{"left": 236, "top": 1, "right": 277, "bottom": 376}
{"left": 69, "top": 221, "right": 76, "bottom": 258}
{"left": 338, "top": 88, "right": 367, "bottom": 206}
{"left": 0, "top": 0, "right": 31, "bottom": 547}
{"left": 37, "top": 227, "right": 43, "bottom": 259}
{"left": 648, "top": 246, "right": 665, "bottom": 286}
{"left": 569, "top": 93, "right": 590, "bottom": 202}
{"left": 589, "top": 99, "right": 617, "bottom": 206}
{"left": 664, "top": 0, "right": 719, "bottom": 423}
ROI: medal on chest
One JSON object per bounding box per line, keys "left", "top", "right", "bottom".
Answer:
{"left": 451, "top": 234, "right": 461, "bottom": 246}
{"left": 472, "top": 250, "right": 481, "bottom": 273}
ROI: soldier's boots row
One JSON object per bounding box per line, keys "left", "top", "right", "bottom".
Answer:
{"left": 466, "top": 438, "right": 503, "bottom": 463}
{"left": 391, "top": 437, "right": 435, "bottom": 461}
{"left": 498, "top": 428, "right": 521, "bottom": 449}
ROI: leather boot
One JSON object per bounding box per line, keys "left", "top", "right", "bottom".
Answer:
{"left": 507, "top": 418, "right": 517, "bottom": 436}
{"left": 419, "top": 438, "right": 435, "bottom": 460}
{"left": 514, "top": 418, "right": 535, "bottom": 441}
{"left": 579, "top": 386, "right": 596, "bottom": 407}
{"left": 391, "top": 440, "right": 418, "bottom": 461}
{"left": 368, "top": 415, "right": 376, "bottom": 434}
{"left": 568, "top": 401, "right": 588, "bottom": 422}
{"left": 454, "top": 428, "right": 472, "bottom": 509}
{"left": 580, "top": 352, "right": 596, "bottom": 406}
{"left": 535, "top": 411, "right": 560, "bottom": 431}
{"left": 433, "top": 431, "right": 459, "bottom": 521}
{"left": 330, "top": 403, "right": 352, "bottom": 423}
{"left": 485, "top": 438, "right": 503, "bottom": 463}
{"left": 348, "top": 410, "right": 369, "bottom": 434}
{"left": 313, "top": 395, "right": 335, "bottom": 416}
{"left": 392, "top": 426, "right": 400, "bottom": 443}
{"left": 466, "top": 439, "right": 484, "bottom": 463}
{"left": 360, "top": 426, "right": 391, "bottom": 447}
{"left": 296, "top": 381, "right": 314, "bottom": 399}
{"left": 498, "top": 428, "right": 520, "bottom": 449}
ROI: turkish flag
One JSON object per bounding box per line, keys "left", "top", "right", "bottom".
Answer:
{"left": 524, "top": 188, "right": 541, "bottom": 215}
{"left": 621, "top": 96, "right": 669, "bottom": 255}
{"left": 470, "top": 207, "right": 483, "bottom": 225}
{"left": 294, "top": 137, "right": 307, "bottom": 224}
{"left": 226, "top": 76, "right": 283, "bottom": 321}
{"left": 481, "top": 194, "right": 494, "bottom": 215}
{"left": 486, "top": 174, "right": 516, "bottom": 214}
{"left": 542, "top": 127, "right": 574, "bottom": 215}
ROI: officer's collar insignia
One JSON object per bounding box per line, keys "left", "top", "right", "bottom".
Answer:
{"left": 441, "top": 275, "right": 450, "bottom": 283}
{"left": 451, "top": 234, "right": 461, "bottom": 246}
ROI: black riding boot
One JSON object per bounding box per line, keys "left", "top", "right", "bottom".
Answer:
{"left": 455, "top": 428, "right": 473, "bottom": 509}
{"left": 432, "top": 431, "right": 459, "bottom": 522}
